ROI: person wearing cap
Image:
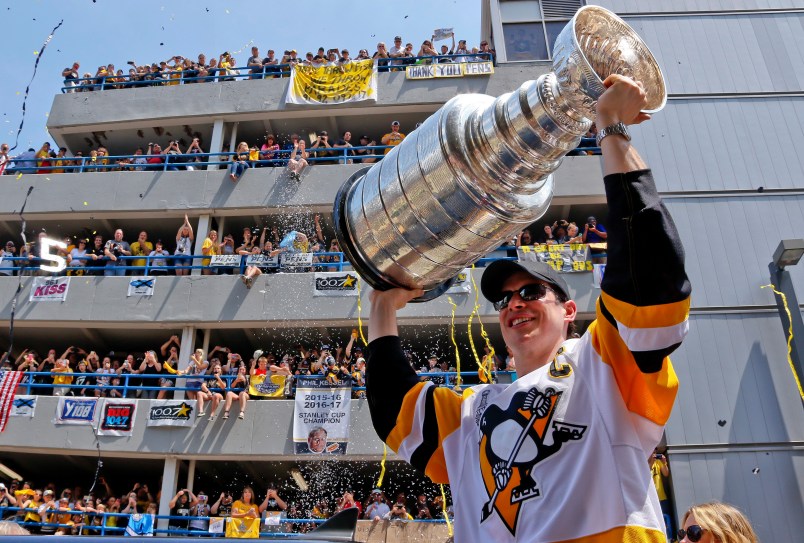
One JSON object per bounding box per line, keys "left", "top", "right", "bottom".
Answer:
{"left": 363, "top": 489, "right": 389, "bottom": 521}
{"left": 310, "top": 130, "right": 333, "bottom": 164}
{"left": 583, "top": 215, "right": 608, "bottom": 263}
{"left": 0, "top": 241, "right": 16, "bottom": 276}
{"left": 388, "top": 36, "right": 405, "bottom": 67}
{"left": 354, "top": 135, "right": 378, "bottom": 164}
{"left": 365, "top": 75, "right": 690, "bottom": 542}
{"left": 381, "top": 121, "right": 405, "bottom": 155}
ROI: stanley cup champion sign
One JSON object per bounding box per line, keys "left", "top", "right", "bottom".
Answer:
{"left": 333, "top": 6, "right": 666, "bottom": 300}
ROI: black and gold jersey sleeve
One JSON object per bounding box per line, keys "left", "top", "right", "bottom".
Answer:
{"left": 591, "top": 169, "right": 691, "bottom": 424}
{"left": 366, "top": 335, "right": 463, "bottom": 483}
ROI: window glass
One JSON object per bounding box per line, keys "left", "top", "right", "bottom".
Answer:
{"left": 503, "top": 22, "right": 548, "bottom": 61}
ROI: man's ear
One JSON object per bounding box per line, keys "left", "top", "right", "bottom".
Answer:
{"left": 563, "top": 300, "right": 577, "bottom": 323}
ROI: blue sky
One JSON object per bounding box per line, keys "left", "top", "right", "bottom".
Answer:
{"left": 0, "top": 0, "right": 481, "bottom": 152}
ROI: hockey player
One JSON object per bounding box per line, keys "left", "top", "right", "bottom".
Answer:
{"left": 366, "top": 75, "right": 691, "bottom": 542}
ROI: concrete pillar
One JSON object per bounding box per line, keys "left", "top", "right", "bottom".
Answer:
{"left": 207, "top": 119, "right": 225, "bottom": 171}
{"left": 174, "top": 326, "right": 195, "bottom": 400}
{"left": 202, "top": 329, "right": 211, "bottom": 360}
{"left": 228, "top": 122, "right": 239, "bottom": 153}
{"left": 157, "top": 456, "right": 180, "bottom": 533}
{"left": 186, "top": 459, "right": 196, "bottom": 493}
{"left": 192, "top": 214, "right": 211, "bottom": 276}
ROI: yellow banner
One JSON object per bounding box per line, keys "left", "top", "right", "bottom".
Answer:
{"left": 405, "top": 61, "right": 494, "bottom": 80}
{"left": 248, "top": 374, "right": 287, "bottom": 398}
{"left": 225, "top": 518, "right": 260, "bottom": 538}
{"left": 287, "top": 59, "right": 377, "bottom": 105}
{"left": 517, "top": 243, "right": 593, "bottom": 272}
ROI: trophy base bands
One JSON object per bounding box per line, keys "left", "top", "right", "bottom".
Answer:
{"left": 333, "top": 167, "right": 456, "bottom": 303}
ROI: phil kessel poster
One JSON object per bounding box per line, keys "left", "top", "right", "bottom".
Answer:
{"left": 293, "top": 377, "right": 351, "bottom": 454}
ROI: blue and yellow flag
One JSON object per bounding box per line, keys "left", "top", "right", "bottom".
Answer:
{"left": 248, "top": 374, "right": 286, "bottom": 398}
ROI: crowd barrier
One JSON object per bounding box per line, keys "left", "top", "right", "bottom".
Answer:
{"left": 0, "top": 505, "right": 337, "bottom": 536}
{"left": 13, "top": 370, "right": 516, "bottom": 398}
{"left": 5, "top": 140, "right": 600, "bottom": 176}
{"left": 60, "top": 54, "right": 496, "bottom": 92}
{"left": 0, "top": 251, "right": 346, "bottom": 275}
{"left": 0, "top": 506, "right": 452, "bottom": 539}
{"left": 4, "top": 147, "right": 393, "bottom": 176}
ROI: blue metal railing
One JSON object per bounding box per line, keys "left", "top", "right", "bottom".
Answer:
{"left": 0, "top": 251, "right": 346, "bottom": 275}
{"left": 0, "top": 505, "right": 346, "bottom": 537}
{"left": 4, "top": 147, "right": 393, "bottom": 176}
{"left": 12, "top": 369, "right": 517, "bottom": 398}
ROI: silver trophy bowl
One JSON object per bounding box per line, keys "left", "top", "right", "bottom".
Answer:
{"left": 333, "top": 5, "right": 665, "bottom": 301}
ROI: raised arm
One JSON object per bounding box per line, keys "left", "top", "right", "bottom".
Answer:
{"left": 366, "top": 288, "right": 463, "bottom": 483}
{"left": 589, "top": 75, "right": 691, "bottom": 421}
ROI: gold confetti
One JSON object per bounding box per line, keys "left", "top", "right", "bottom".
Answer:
{"left": 83, "top": 201, "right": 88, "bottom": 206}
{"left": 16, "top": 172, "right": 22, "bottom": 179}
{"left": 34, "top": 51, "right": 39, "bottom": 55}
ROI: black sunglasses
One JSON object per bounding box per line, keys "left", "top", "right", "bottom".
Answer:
{"left": 678, "top": 525, "right": 704, "bottom": 542}
{"left": 493, "top": 283, "right": 555, "bottom": 311}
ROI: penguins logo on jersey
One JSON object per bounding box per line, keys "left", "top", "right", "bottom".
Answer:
{"left": 478, "top": 386, "right": 587, "bottom": 535}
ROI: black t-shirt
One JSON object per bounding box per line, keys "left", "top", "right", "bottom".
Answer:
{"left": 85, "top": 245, "right": 106, "bottom": 269}
{"left": 169, "top": 503, "right": 191, "bottom": 530}
{"left": 216, "top": 502, "right": 232, "bottom": 517}
{"left": 73, "top": 373, "right": 95, "bottom": 395}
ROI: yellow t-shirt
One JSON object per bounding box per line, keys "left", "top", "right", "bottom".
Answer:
{"left": 231, "top": 500, "right": 258, "bottom": 518}
{"left": 53, "top": 368, "right": 74, "bottom": 385}
{"left": 130, "top": 241, "right": 154, "bottom": 269}
{"left": 168, "top": 66, "right": 182, "bottom": 85}
{"left": 650, "top": 459, "right": 668, "bottom": 501}
{"left": 202, "top": 237, "right": 220, "bottom": 266}
{"left": 23, "top": 499, "right": 41, "bottom": 523}
{"left": 382, "top": 132, "right": 406, "bottom": 154}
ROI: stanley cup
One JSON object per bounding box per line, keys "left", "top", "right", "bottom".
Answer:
{"left": 333, "top": 6, "right": 666, "bottom": 300}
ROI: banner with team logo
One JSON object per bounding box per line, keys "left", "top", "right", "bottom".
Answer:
{"left": 53, "top": 397, "right": 98, "bottom": 425}
{"left": 248, "top": 374, "right": 287, "bottom": 398}
{"left": 146, "top": 400, "right": 196, "bottom": 427}
{"left": 287, "top": 59, "right": 377, "bottom": 105}
{"left": 96, "top": 398, "right": 137, "bottom": 436}
{"left": 127, "top": 276, "right": 155, "bottom": 297}
{"left": 517, "top": 244, "right": 592, "bottom": 272}
{"left": 313, "top": 272, "right": 359, "bottom": 297}
{"left": 225, "top": 517, "right": 260, "bottom": 538}
{"left": 293, "top": 377, "right": 351, "bottom": 455}
{"left": 29, "top": 276, "right": 70, "bottom": 301}
{"left": 405, "top": 61, "right": 494, "bottom": 80}
{"left": 10, "top": 395, "right": 36, "bottom": 418}
{"left": 445, "top": 268, "right": 472, "bottom": 294}
{"left": 245, "top": 254, "right": 279, "bottom": 269}
{"left": 209, "top": 255, "right": 241, "bottom": 267}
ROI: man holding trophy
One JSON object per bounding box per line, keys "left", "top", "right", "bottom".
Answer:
{"left": 359, "top": 7, "right": 691, "bottom": 541}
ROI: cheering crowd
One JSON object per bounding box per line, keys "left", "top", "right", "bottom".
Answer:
{"left": 59, "top": 35, "right": 495, "bottom": 92}
{"left": 0, "top": 214, "right": 349, "bottom": 280}
{"left": 0, "top": 477, "right": 454, "bottom": 536}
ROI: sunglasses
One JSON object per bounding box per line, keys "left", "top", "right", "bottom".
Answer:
{"left": 493, "top": 283, "right": 556, "bottom": 311}
{"left": 678, "top": 525, "right": 704, "bottom": 542}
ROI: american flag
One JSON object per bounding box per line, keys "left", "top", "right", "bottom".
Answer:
{"left": 0, "top": 371, "right": 24, "bottom": 432}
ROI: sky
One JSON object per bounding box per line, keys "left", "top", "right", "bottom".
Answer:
{"left": 0, "top": 0, "right": 482, "bottom": 153}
